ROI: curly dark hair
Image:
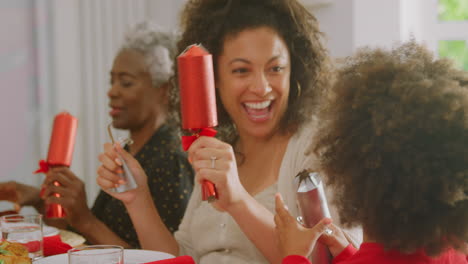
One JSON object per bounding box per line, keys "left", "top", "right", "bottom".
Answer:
{"left": 314, "top": 42, "right": 468, "bottom": 256}
{"left": 170, "top": 0, "right": 330, "bottom": 144}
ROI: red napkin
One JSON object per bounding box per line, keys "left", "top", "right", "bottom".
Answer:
{"left": 43, "top": 234, "right": 72, "bottom": 256}
{"left": 143, "top": 255, "right": 195, "bottom": 264}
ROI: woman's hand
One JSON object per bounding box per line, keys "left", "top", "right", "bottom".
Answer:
{"left": 96, "top": 142, "right": 149, "bottom": 204}
{"left": 274, "top": 193, "right": 333, "bottom": 258}
{"left": 42, "top": 167, "right": 93, "bottom": 230}
{"left": 0, "top": 181, "right": 41, "bottom": 211}
{"left": 188, "top": 136, "right": 249, "bottom": 212}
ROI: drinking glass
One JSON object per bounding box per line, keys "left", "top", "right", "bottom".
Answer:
{"left": 68, "top": 245, "right": 124, "bottom": 264}
{"left": 107, "top": 123, "right": 138, "bottom": 193}
{"left": 1, "top": 214, "right": 43, "bottom": 260}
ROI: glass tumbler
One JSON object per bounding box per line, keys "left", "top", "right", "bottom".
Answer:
{"left": 1, "top": 214, "right": 44, "bottom": 260}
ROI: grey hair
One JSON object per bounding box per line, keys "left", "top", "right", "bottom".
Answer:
{"left": 120, "top": 21, "right": 178, "bottom": 88}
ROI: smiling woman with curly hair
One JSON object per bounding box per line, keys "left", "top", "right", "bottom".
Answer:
{"left": 170, "top": 0, "right": 331, "bottom": 144}
{"left": 276, "top": 41, "right": 468, "bottom": 264}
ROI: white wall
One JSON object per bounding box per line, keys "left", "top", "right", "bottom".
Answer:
{"left": 0, "top": 1, "right": 41, "bottom": 188}
{"left": 353, "top": 0, "right": 402, "bottom": 49}
{"left": 313, "top": 0, "right": 355, "bottom": 58}
{"left": 310, "top": 0, "right": 428, "bottom": 58}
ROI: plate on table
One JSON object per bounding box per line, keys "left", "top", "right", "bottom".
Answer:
{"left": 58, "top": 230, "right": 86, "bottom": 247}
{"left": 34, "top": 249, "right": 174, "bottom": 263}
{"left": 0, "top": 210, "right": 20, "bottom": 217}
{"left": 43, "top": 225, "right": 60, "bottom": 237}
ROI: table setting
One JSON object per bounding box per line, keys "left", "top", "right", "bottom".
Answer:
{"left": 34, "top": 247, "right": 184, "bottom": 264}
{"left": 0, "top": 212, "right": 194, "bottom": 263}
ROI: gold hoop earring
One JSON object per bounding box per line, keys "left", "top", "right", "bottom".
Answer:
{"left": 296, "top": 81, "right": 302, "bottom": 99}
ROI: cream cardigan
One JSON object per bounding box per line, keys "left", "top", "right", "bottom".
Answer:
{"left": 174, "top": 122, "right": 362, "bottom": 263}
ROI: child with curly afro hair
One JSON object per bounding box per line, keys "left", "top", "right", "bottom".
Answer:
{"left": 275, "top": 41, "right": 468, "bottom": 264}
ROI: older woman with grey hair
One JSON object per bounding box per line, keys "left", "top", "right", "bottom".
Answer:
{"left": 2, "top": 21, "right": 194, "bottom": 249}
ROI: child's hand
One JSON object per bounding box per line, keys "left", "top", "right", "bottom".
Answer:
{"left": 274, "top": 193, "right": 332, "bottom": 258}
{"left": 318, "top": 223, "right": 350, "bottom": 257}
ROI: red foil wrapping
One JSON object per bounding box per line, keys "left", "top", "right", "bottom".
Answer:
{"left": 178, "top": 44, "right": 218, "bottom": 129}
{"left": 35, "top": 112, "right": 78, "bottom": 218}
{"left": 47, "top": 112, "right": 78, "bottom": 166}
{"left": 178, "top": 44, "right": 218, "bottom": 201}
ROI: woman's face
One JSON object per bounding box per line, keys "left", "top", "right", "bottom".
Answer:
{"left": 108, "top": 49, "right": 161, "bottom": 130}
{"left": 216, "top": 26, "right": 291, "bottom": 140}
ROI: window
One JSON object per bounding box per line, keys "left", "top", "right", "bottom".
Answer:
{"left": 428, "top": 0, "right": 468, "bottom": 71}
{"left": 438, "top": 40, "right": 468, "bottom": 70}
{"left": 438, "top": 0, "right": 468, "bottom": 21}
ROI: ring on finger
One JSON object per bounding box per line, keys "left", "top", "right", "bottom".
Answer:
{"left": 296, "top": 216, "right": 304, "bottom": 226}
{"left": 210, "top": 156, "right": 217, "bottom": 169}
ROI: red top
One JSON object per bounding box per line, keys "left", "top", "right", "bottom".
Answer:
{"left": 282, "top": 243, "right": 468, "bottom": 264}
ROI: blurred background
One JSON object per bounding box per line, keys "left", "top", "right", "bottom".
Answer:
{"left": 0, "top": 0, "right": 467, "bottom": 210}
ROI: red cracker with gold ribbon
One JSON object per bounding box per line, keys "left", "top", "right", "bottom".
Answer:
{"left": 35, "top": 112, "right": 78, "bottom": 218}
{"left": 178, "top": 44, "right": 218, "bottom": 201}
